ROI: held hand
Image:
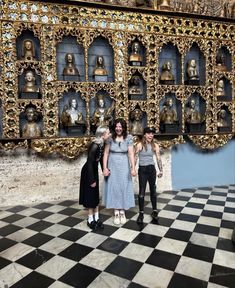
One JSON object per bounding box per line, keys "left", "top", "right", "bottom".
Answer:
{"left": 131, "top": 168, "right": 137, "bottom": 177}
{"left": 157, "top": 172, "right": 163, "bottom": 178}
{"left": 90, "top": 182, "right": 96, "bottom": 187}
{"left": 103, "top": 168, "right": 110, "bottom": 177}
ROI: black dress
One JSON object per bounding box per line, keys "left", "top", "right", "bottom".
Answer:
{"left": 79, "top": 142, "right": 103, "bottom": 208}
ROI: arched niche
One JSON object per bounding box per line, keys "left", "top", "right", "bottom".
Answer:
{"left": 16, "top": 30, "right": 41, "bottom": 61}
{"left": 56, "top": 36, "right": 85, "bottom": 81}
{"left": 19, "top": 104, "right": 43, "bottom": 138}
{"left": 216, "top": 46, "right": 232, "bottom": 72}
{"left": 59, "top": 89, "right": 86, "bottom": 136}
{"left": 159, "top": 93, "right": 181, "bottom": 134}
{"left": 89, "top": 90, "right": 115, "bottom": 134}
{"left": 184, "top": 42, "right": 206, "bottom": 86}
{"left": 128, "top": 72, "right": 147, "bottom": 101}
{"left": 128, "top": 39, "right": 146, "bottom": 67}
{"left": 129, "top": 105, "right": 147, "bottom": 136}
{"left": 18, "top": 69, "right": 42, "bottom": 99}
{"left": 88, "top": 36, "right": 114, "bottom": 82}
{"left": 216, "top": 77, "right": 232, "bottom": 102}
{"left": 158, "top": 42, "right": 181, "bottom": 85}
{"left": 185, "top": 93, "right": 206, "bottom": 134}
{"left": 217, "top": 105, "right": 232, "bottom": 133}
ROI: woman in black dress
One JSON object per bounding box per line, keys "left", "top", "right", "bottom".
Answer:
{"left": 79, "top": 125, "right": 110, "bottom": 230}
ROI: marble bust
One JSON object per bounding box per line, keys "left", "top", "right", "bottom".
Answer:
{"left": 216, "top": 79, "right": 225, "bottom": 97}
{"left": 186, "top": 59, "right": 199, "bottom": 80}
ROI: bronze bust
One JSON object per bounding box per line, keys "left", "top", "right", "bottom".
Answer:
{"left": 160, "top": 98, "right": 178, "bottom": 124}
{"left": 93, "top": 55, "right": 108, "bottom": 76}
{"left": 62, "top": 53, "right": 80, "bottom": 76}
{"left": 160, "top": 61, "right": 175, "bottom": 81}
{"left": 91, "top": 94, "right": 114, "bottom": 126}
{"left": 216, "top": 51, "right": 227, "bottom": 72}
{"left": 22, "top": 107, "right": 42, "bottom": 138}
{"left": 129, "top": 108, "right": 143, "bottom": 135}
{"left": 61, "top": 97, "right": 84, "bottom": 126}
{"left": 129, "top": 75, "right": 142, "bottom": 95}
{"left": 22, "top": 70, "right": 40, "bottom": 93}
{"left": 186, "top": 59, "right": 199, "bottom": 80}
{"left": 129, "top": 41, "right": 143, "bottom": 63}
{"left": 22, "top": 39, "right": 35, "bottom": 61}
{"left": 185, "top": 99, "right": 203, "bottom": 124}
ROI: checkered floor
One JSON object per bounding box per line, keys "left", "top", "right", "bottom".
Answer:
{"left": 0, "top": 185, "right": 235, "bottom": 288}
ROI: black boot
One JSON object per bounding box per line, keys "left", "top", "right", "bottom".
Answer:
{"left": 151, "top": 210, "right": 158, "bottom": 221}
{"left": 87, "top": 220, "right": 97, "bottom": 230}
{"left": 137, "top": 212, "right": 144, "bottom": 224}
{"left": 95, "top": 219, "right": 104, "bottom": 229}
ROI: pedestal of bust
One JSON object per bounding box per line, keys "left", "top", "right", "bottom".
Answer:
{"left": 161, "top": 123, "right": 179, "bottom": 133}
{"left": 218, "top": 126, "right": 230, "bottom": 133}
{"left": 63, "top": 75, "right": 80, "bottom": 81}
{"left": 186, "top": 123, "right": 203, "bottom": 133}
{"left": 160, "top": 80, "right": 175, "bottom": 85}
{"left": 185, "top": 79, "right": 200, "bottom": 86}
{"left": 94, "top": 75, "right": 108, "bottom": 82}
{"left": 20, "top": 92, "right": 41, "bottom": 99}
{"left": 129, "top": 61, "right": 142, "bottom": 66}
{"left": 65, "top": 124, "right": 86, "bottom": 136}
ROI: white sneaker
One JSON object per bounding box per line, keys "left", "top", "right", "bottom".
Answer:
{"left": 113, "top": 212, "right": 120, "bottom": 225}
{"left": 120, "top": 212, "right": 126, "bottom": 224}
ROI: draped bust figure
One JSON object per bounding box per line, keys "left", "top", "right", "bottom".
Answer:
{"left": 93, "top": 55, "right": 108, "bottom": 76}
{"left": 22, "top": 70, "right": 40, "bottom": 93}
{"left": 217, "top": 109, "right": 228, "bottom": 127}
{"left": 22, "top": 106, "right": 42, "bottom": 138}
{"left": 129, "top": 108, "right": 144, "bottom": 135}
{"left": 160, "top": 61, "right": 175, "bottom": 81}
{"left": 160, "top": 98, "right": 178, "bottom": 124}
{"left": 216, "top": 79, "right": 225, "bottom": 97}
{"left": 22, "top": 39, "right": 35, "bottom": 61}
{"left": 62, "top": 53, "right": 80, "bottom": 76}
{"left": 186, "top": 59, "right": 199, "bottom": 80}
{"left": 61, "top": 97, "right": 84, "bottom": 126}
{"left": 129, "top": 75, "right": 142, "bottom": 95}
{"left": 185, "top": 99, "right": 203, "bottom": 124}
{"left": 91, "top": 94, "right": 114, "bottom": 126}
{"left": 129, "top": 41, "right": 143, "bottom": 63}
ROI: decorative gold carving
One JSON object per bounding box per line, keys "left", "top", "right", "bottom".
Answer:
{"left": 188, "top": 134, "right": 234, "bottom": 150}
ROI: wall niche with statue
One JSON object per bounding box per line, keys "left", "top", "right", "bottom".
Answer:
{"left": 0, "top": 0, "right": 234, "bottom": 157}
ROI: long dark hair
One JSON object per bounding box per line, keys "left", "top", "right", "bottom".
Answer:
{"left": 112, "top": 118, "right": 127, "bottom": 140}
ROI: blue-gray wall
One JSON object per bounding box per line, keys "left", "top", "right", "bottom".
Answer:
{"left": 172, "top": 139, "right": 235, "bottom": 189}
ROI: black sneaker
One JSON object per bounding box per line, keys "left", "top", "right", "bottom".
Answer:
{"left": 87, "top": 220, "right": 97, "bottom": 230}
{"left": 95, "top": 219, "right": 104, "bottom": 229}
{"left": 151, "top": 211, "right": 158, "bottom": 221}
{"left": 137, "top": 213, "right": 144, "bottom": 224}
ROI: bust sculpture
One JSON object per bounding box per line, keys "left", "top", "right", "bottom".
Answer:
{"left": 186, "top": 59, "right": 199, "bottom": 80}
{"left": 160, "top": 61, "right": 175, "bottom": 82}
{"left": 93, "top": 55, "right": 108, "bottom": 76}
{"left": 22, "top": 39, "right": 35, "bottom": 61}
{"left": 217, "top": 109, "right": 228, "bottom": 127}
{"left": 159, "top": 0, "right": 172, "bottom": 11}
{"left": 160, "top": 98, "right": 178, "bottom": 124}
{"left": 61, "top": 97, "right": 84, "bottom": 126}
{"left": 216, "top": 79, "right": 225, "bottom": 97}
{"left": 62, "top": 53, "right": 80, "bottom": 76}
{"left": 129, "top": 108, "right": 143, "bottom": 135}
{"left": 129, "top": 41, "right": 143, "bottom": 63}
{"left": 185, "top": 99, "right": 203, "bottom": 124}
{"left": 22, "top": 70, "right": 40, "bottom": 93}
{"left": 129, "top": 75, "right": 142, "bottom": 95}
{"left": 216, "top": 51, "right": 227, "bottom": 72}
{"left": 22, "top": 107, "right": 42, "bottom": 138}
{"left": 91, "top": 94, "right": 114, "bottom": 127}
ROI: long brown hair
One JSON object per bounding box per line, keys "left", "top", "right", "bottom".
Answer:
{"left": 141, "top": 135, "right": 156, "bottom": 152}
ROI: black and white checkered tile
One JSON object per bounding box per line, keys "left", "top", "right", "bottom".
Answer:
{"left": 0, "top": 185, "right": 234, "bottom": 288}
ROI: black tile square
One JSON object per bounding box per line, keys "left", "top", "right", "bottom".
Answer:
{"left": 192, "top": 193, "right": 209, "bottom": 199}
{"left": 224, "top": 207, "right": 235, "bottom": 214}
{"left": 165, "top": 228, "right": 192, "bottom": 242}
{"left": 0, "top": 224, "right": 21, "bottom": 236}
{"left": 197, "top": 187, "right": 213, "bottom": 191}
{"left": 183, "top": 242, "right": 215, "bottom": 262}
{"left": 177, "top": 213, "right": 199, "bottom": 222}
{"left": 220, "top": 219, "right": 234, "bottom": 229}
{"left": 27, "top": 220, "right": 53, "bottom": 232}
{"left": 194, "top": 224, "right": 219, "bottom": 236}
{"left": 16, "top": 249, "right": 54, "bottom": 269}
{"left": 173, "top": 195, "right": 191, "bottom": 201}
{"left": 211, "top": 191, "right": 227, "bottom": 197}
{"left": 181, "top": 188, "right": 196, "bottom": 192}
{"left": 201, "top": 210, "right": 223, "bottom": 219}
{"left": 58, "top": 200, "right": 78, "bottom": 206}
{"left": 146, "top": 249, "right": 180, "bottom": 271}
{"left": 33, "top": 203, "right": 53, "bottom": 210}
{"left": 59, "top": 263, "right": 101, "bottom": 288}
{"left": 11, "top": 271, "right": 54, "bottom": 288}
{"left": 168, "top": 272, "right": 207, "bottom": 288}
{"left": 105, "top": 256, "right": 142, "bottom": 280}
{"left": 207, "top": 200, "right": 225, "bottom": 206}
{"left": 97, "top": 238, "right": 128, "bottom": 254}
{"left": 0, "top": 256, "right": 12, "bottom": 269}
{"left": 93, "top": 224, "right": 119, "bottom": 236}
{"left": 157, "top": 197, "right": 171, "bottom": 204}
{"left": 133, "top": 233, "right": 161, "bottom": 248}
{"left": 7, "top": 205, "right": 28, "bottom": 213}
{"left": 59, "top": 243, "right": 92, "bottom": 261}
{"left": 1, "top": 214, "right": 25, "bottom": 223}
{"left": 58, "top": 207, "right": 78, "bottom": 216}
{"left": 122, "top": 220, "right": 147, "bottom": 231}
{"left": 31, "top": 211, "right": 53, "bottom": 219}
{"left": 59, "top": 228, "right": 87, "bottom": 241}
{"left": 156, "top": 217, "right": 174, "bottom": 227}
{"left": 164, "top": 204, "right": 184, "bottom": 212}
{"left": 217, "top": 238, "right": 235, "bottom": 252}
{"left": 128, "top": 283, "right": 147, "bottom": 288}
{"left": 186, "top": 202, "right": 205, "bottom": 209}
{"left": 227, "top": 197, "right": 235, "bottom": 202}
{"left": 0, "top": 238, "right": 17, "bottom": 252}
{"left": 58, "top": 217, "right": 83, "bottom": 227}
{"left": 209, "top": 264, "right": 235, "bottom": 288}
{"left": 228, "top": 188, "right": 235, "bottom": 193}
{"left": 23, "top": 233, "right": 54, "bottom": 247}
{"left": 163, "top": 190, "right": 178, "bottom": 195}
{"left": 214, "top": 185, "right": 229, "bottom": 189}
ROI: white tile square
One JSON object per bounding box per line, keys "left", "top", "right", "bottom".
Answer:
{"left": 7, "top": 228, "right": 37, "bottom": 242}
{"left": 142, "top": 223, "right": 168, "bottom": 237}
{"left": 0, "top": 263, "right": 31, "bottom": 287}
{"left": 42, "top": 224, "right": 70, "bottom": 237}
{"left": 156, "top": 237, "right": 187, "bottom": 255}
{"left": 44, "top": 213, "right": 68, "bottom": 223}
{"left": 13, "top": 216, "right": 38, "bottom": 228}
{"left": 213, "top": 249, "right": 235, "bottom": 269}
{"left": 197, "top": 216, "right": 221, "bottom": 227}
{"left": 170, "top": 219, "right": 196, "bottom": 232}
{"left": 110, "top": 228, "right": 140, "bottom": 242}
{"left": 88, "top": 271, "right": 130, "bottom": 288}
{"left": 40, "top": 237, "right": 73, "bottom": 254}
{"left": 190, "top": 232, "right": 218, "bottom": 249}
{"left": 120, "top": 243, "right": 154, "bottom": 262}
{"left": 76, "top": 233, "right": 108, "bottom": 248}
{"left": 0, "top": 243, "right": 34, "bottom": 261}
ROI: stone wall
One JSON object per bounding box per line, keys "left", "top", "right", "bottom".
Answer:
{"left": 0, "top": 149, "right": 172, "bottom": 207}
